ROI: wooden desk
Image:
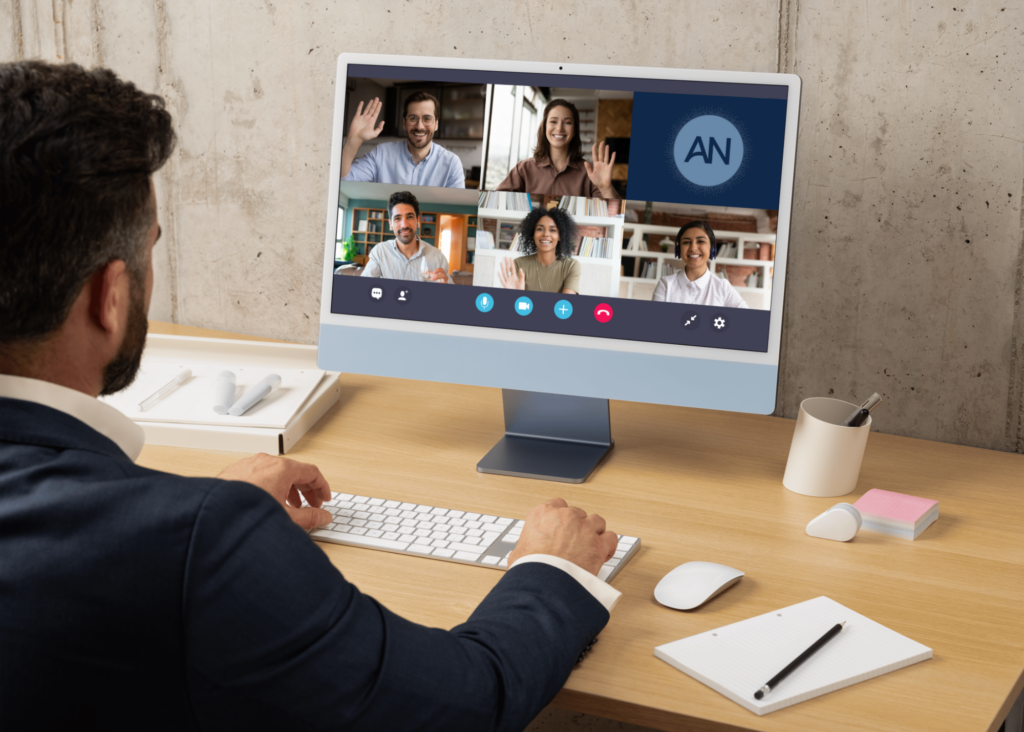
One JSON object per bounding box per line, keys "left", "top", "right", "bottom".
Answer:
{"left": 141, "top": 323, "right": 1024, "bottom": 732}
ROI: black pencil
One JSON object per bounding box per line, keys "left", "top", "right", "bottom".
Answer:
{"left": 754, "top": 622, "right": 846, "bottom": 700}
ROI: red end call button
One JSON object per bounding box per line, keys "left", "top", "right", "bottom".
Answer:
{"left": 593, "top": 303, "right": 614, "bottom": 323}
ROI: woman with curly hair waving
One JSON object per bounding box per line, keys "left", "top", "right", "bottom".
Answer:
{"left": 498, "top": 207, "right": 582, "bottom": 294}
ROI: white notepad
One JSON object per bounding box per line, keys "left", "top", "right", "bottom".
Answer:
{"left": 655, "top": 596, "right": 932, "bottom": 715}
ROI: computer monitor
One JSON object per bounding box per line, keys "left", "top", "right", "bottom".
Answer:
{"left": 318, "top": 53, "right": 800, "bottom": 483}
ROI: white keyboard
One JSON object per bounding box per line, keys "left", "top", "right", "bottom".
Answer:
{"left": 311, "top": 492, "right": 641, "bottom": 582}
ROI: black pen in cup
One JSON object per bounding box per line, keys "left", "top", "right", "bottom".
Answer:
{"left": 845, "top": 393, "right": 882, "bottom": 427}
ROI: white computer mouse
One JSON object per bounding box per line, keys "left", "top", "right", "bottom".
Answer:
{"left": 654, "top": 561, "right": 745, "bottom": 610}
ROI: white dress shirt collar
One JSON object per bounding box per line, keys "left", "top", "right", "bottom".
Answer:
{"left": 0, "top": 374, "right": 144, "bottom": 461}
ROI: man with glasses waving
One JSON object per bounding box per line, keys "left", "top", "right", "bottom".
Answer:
{"left": 341, "top": 90, "right": 466, "bottom": 188}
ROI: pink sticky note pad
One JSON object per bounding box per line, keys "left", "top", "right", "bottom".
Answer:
{"left": 853, "top": 488, "right": 938, "bottom": 522}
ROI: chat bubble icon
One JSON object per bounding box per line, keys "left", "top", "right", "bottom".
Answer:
{"left": 371, "top": 287, "right": 383, "bottom": 300}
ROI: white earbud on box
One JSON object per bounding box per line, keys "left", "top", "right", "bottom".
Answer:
{"left": 806, "top": 503, "right": 862, "bottom": 542}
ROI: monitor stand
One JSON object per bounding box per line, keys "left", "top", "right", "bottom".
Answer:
{"left": 476, "top": 389, "right": 614, "bottom": 484}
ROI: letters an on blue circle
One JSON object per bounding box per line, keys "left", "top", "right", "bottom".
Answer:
{"left": 554, "top": 300, "right": 573, "bottom": 320}
{"left": 475, "top": 292, "right": 494, "bottom": 313}
{"left": 674, "top": 115, "right": 744, "bottom": 187}
{"left": 514, "top": 296, "right": 533, "bottom": 316}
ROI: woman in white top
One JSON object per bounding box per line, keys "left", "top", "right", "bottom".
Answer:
{"left": 651, "top": 221, "right": 748, "bottom": 308}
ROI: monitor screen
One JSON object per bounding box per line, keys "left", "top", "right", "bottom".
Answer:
{"left": 319, "top": 55, "right": 799, "bottom": 417}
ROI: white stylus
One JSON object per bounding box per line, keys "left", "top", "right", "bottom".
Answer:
{"left": 211, "top": 371, "right": 237, "bottom": 414}
{"left": 138, "top": 369, "right": 192, "bottom": 411}
{"left": 228, "top": 374, "right": 282, "bottom": 416}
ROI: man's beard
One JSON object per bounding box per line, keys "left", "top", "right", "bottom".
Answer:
{"left": 99, "top": 276, "right": 148, "bottom": 396}
{"left": 408, "top": 130, "right": 432, "bottom": 149}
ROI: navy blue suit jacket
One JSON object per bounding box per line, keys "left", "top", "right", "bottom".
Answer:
{"left": 0, "top": 398, "right": 609, "bottom": 730}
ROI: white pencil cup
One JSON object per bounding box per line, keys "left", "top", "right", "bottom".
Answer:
{"left": 783, "top": 398, "right": 871, "bottom": 497}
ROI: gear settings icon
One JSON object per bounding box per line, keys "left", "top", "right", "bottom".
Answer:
{"left": 713, "top": 316, "right": 726, "bottom": 330}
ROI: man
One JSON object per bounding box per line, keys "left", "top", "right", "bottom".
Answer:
{"left": 361, "top": 190, "right": 451, "bottom": 282}
{"left": 341, "top": 90, "right": 466, "bottom": 188}
{"left": 0, "top": 61, "right": 620, "bottom": 730}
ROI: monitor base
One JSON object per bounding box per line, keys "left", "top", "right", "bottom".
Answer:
{"left": 476, "top": 389, "right": 614, "bottom": 484}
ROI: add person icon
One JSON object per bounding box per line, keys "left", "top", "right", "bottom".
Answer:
{"left": 396, "top": 289, "right": 410, "bottom": 303}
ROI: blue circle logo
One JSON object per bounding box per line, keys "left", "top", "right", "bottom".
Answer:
{"left": 674, "top": 115, "right": 744, "bottom": 187}
{"left": 553, "top": 300, "right": 573, "bottom": 320}
{"left": 514, "top": 296, "right": 533, "bottom": 316}
{"left": 475, "top": 292, "right": 494, "bottom": 313}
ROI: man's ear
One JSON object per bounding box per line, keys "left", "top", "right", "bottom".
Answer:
{"left": 87, "top": 260, "right": 130, "bottom": 337}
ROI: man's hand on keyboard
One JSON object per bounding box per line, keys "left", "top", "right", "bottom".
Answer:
{"left": 508, "top": 498, "right": 618, "bottom": 576}
{"left": 217, "top": 453, "right": 333, "bottom": 531}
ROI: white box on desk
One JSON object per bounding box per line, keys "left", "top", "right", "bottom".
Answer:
{"left": 108, "top": 334, "right": 341, "bottom": 454}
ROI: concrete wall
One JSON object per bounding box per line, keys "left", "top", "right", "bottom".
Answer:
{"left": 2, "top": 1, "right": 1023, "bottom": 458}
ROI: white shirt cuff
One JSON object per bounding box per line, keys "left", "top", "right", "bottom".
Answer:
{"left": 508, "top": 554, "right": 621, "bottom": 612}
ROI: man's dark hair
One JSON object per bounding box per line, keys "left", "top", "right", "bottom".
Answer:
{"left": 517, "top": 207, "right": 578, "bottom": 260}
{"left": 0, "top": 61, "right": 176, "bottom": 344}
{"left": 388, "top": 190, "right": 421, "bottom": 220}
{"left": 403, "top": 91, "right": 439, "bottom": 119}
{"left": 533, "top": 99, "right": 584, "bottom": 163}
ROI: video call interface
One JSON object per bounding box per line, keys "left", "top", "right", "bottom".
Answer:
{"left": 330, "top": 63, "right": 789, "bottom": 353}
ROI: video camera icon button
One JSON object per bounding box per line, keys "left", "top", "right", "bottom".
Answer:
{"left": 514, "top": 296, "right": 534, "bottom": 316}
{"left": 475, "top": 292, "right": 494, "bottom": 313}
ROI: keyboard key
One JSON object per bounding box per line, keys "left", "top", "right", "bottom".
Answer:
{"left": 384, "top": 500, "right": 400, "bottom": 508}
{"left": 368, "top": 498, "right": 385, "bottom": 506}
{"left": 434, "top": 548, "right": 455, "bottom": 558}
{"left": 367, "top": 530, "right": 384, "bottom": 538}
{"left": 500, "top": 534, "right": 518, "bottom": 544}
{"left": 383, "top": 532, "right": 401, "bottom": 541}
{"left": 408, "top": 544, "right": 433, "bottom": 555}
{"left": 350, "top": 528, "right": 368, "bottom": 536}
{"left": 448, "top": 541, "right": 486, "bottom": 554}
{"left": 366, "top": 521, "right": 383, "bottom": 530}
{"left": 414, "top": 537, "right": 432, "bottom": 546}
{"left": 598, "top": 566, "right": 613, "bottom": 581}
{"left": 496, "top": 517, "right": 513, "bottom": 526}
{"left": 454, "top": 551, "right": 482, "bottom": 561}
{"left": 350, "top": 519, "right": 367, "bottom": 528}
{"left": 482, "top": 556, "right": 501, "bottom": 565}
{"left": 446, "top": 510, "right": 464, "bottom": 518}
{"left": 464, "top": 513, "right": 480, "bottom": 521}
{"left": 311, "top": 530, "right": 411, "bottom": 551}
{"left": 399, "top": 502, "right": 416, "bottom": 510}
